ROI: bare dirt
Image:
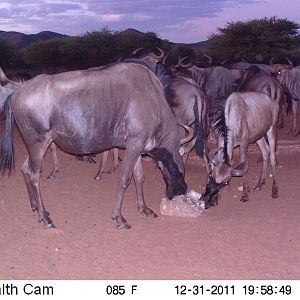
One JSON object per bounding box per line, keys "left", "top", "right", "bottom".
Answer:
{"left": 0, "top": 119, "right": 299, "bottom": 280}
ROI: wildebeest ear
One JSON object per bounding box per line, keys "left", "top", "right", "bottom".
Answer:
{"left": 232, "top": 161, "right": 249, "bottom": 177}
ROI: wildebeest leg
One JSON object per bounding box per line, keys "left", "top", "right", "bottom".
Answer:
{"left": 239, "top": 143, "right": 250, "bottom": 202}
{"left": 289, "top": 99, "right": 299, "bottom": 136}
{"left": 21, "top": 143, "right": 54, "bottom": 228}
{"left": 22, "top": 156, "right": 37, "bottom": 212}
{"left": 266, "top": 127, "right": 278, "bottom": 198}
{"left": 106, "top": 148, "right": 119, "bottom": 174}
{"left": 112, "top": 148, "right": 119, "bottom": 172}
{"left": 47, "top": 142, "right": 59, "bottom": 179}
{"left": 277, "top": 102, "right": 285, "bottom": 129}
{"left": 112, "top": 144, "right": 143, "bottom": 229}
{"left": 133, "top": 156, "right": 158, "bottom": 218}
{"left": 94, "top": 150, "right": 109, "bottom": 180}
{"left": 254, "top": 137, "right": 269, "bottom": 191}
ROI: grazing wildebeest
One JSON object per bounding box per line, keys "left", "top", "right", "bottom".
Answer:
{"left": 0, "top": 62, "right": 192, "bottom": 229}
{"left": 200, "top": 91, "right": 279, "bottom": 208}
{"left": 123, "top": 57, "right": 206, "bottom": 162}
{"left": 277, "top": 67, "right": 300, "bottom": 136}
{"left": 164, "top": 75, "right": 208, "bottom": 167}
{"left": 237, "top": 65, "right": 285, "bottom": 128}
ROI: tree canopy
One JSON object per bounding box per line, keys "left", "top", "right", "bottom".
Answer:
{"left": 209, "top": 17, "right": 300, "bottom": 62}
{"left": 0, "top": 38, "right": 17, "bottom": 69}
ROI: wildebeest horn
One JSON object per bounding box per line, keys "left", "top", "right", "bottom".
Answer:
{"left": 162, "top": 54, "right": 169, "bottom": 64}
{"left": 132, "top": 47, "right": 143, "bottom": 55}
{"left": 231, "top": 161, "right": 249, "bottom": 177}
{"left": 148, "top": 47, "right": 165, "bottom": 61}
{"left": 207, "top": 147, "right": 222, "bottom": 166}
{"left": 284, "top": 57, "right": 293, "bottom": 66}
{"left": 178, "top": 123, "right": 194, "bottom": 145}
{"left": 0, "top": 67, "right": 8, "bottom": 83}
{"left": 179, "top": 56, "right": 193, "bottom": 68}
{"left": 204, "top": 54, "right": 212, "bottom": 65}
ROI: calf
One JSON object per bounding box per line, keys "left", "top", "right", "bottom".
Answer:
{"left": 201, "top": 91, "right": 279, "bottom": 207}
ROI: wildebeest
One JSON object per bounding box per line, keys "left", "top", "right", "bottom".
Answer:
{"left": 277, "top": 67, "right": 300, "bottom": 136}
{"left": 0, "top": 62, "right": 192, "bottom": 229}
{"left": 184, "top": 65, "right": 244, "bottom": 104}
{"left": 201, "top": 91, "right": 279, "bottom": 208}
{"left": 123, "top": 56, "right": 206, "bottom": 161}
{"left": 237, "top": 65, "right": 285, "bottom": 128}
{"left": 221, "top": 59, "right": 274, "bottom": 74}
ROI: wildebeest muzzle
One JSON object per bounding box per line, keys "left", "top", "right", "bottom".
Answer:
{"left": 200, "top": 174, "right": 229, "bottom": 208}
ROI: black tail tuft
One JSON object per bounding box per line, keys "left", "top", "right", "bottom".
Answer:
{"left": 0, "top": 97, "right": 15, "bottom": 175}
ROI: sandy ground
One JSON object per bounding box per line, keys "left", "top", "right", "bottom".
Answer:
{"left": 0, "top": 119, "right": 299, "bottom": 280}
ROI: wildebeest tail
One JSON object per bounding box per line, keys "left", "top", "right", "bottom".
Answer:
{"left": 0, "top": 96, "right": 14, "bottom": 175}
{"left": 193, "top": 97, "right": 205, "bottom": 157}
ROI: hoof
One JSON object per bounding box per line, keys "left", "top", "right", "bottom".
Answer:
{"left": 94, "top": 175, "right": 101, "bottom": 180}
{"left": 141, "top": 208, "right": 158, "bottom": 218}
{"left": 240, "top": 194, "right": 249, "bottom": 202}
{"left": 272, "top": 188, "right": 279, "bottom": 198}
{"left": 116, "top": 222, "right": 132, "bottom": 229}
{"left": 113, "top": 215, "right": 132, "bottom": 229}
{"left": 253, "top": 185, "right": 261, "bottom": 192}
{"left": 44, "top": 223, "right": 56, "bottom": 229}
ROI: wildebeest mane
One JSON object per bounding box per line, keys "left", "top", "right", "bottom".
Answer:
{"left": 210, "top": 98, "right": 230, "bottom": 165}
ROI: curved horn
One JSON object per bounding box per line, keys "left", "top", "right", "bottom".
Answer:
{"left": 221, "top": 60, "right": 228, "bottom": 65}
{"left": 162, "top": 54, "right": 169, "bottom": 65}
{"left": 178, "top": 123, "right": 194, "bottom": 145}
{"left": 232, "top": 161, "right": 249, "bottom": 177}
{"left": 174, "top": 56, "right": 193, "bottom": 68}
{"left": 284, "top": 57, "right": 293, "bottom": 66}
{"left": 148, "top": 47, "right": 165, "bottom": 61}
{"left": 204, "top": 54, "right": 212, "bottom": 65}
{"left": 132, "top": 47, "right": 143, "bottom": 56}
{"left": 0, "top": 67, "right": 8, "bottom": 83}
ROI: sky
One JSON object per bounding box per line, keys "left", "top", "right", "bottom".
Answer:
{"left": 0, "top": 0, "right": 299, "bottom": 43}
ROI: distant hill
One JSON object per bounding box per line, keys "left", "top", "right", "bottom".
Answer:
{"left": 117, "top": 28, "right": 209, "bottom": 49}
{"left": 0, "top": 28, "right": 209, "bottom": 50}
{"left": 0, "top": 30, "right": 69, "bottom": 48}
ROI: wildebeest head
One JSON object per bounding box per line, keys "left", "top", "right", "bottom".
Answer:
{"left": 200, "top": 148, "right": 249, "bottom": 208}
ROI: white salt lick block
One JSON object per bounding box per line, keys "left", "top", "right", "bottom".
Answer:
{"left": 160, "top": 190, "right": 205, "bottom": 218}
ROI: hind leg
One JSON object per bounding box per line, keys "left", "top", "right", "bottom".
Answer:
{"left": 21, "top": 141, "right": 55, "bottom": 228}
{"left": 133, "top": 156, "right": 157, "bottom": 218}
{"left": 47, "top": 142, "right": 59, "bottom": 179}
{"left": 266, "top": 127, "right": 278, "bottom": 198}
{"left": 254, "top": 137, "right": 269, "bottom": 191}
{"left": 94, "top": 150, "right": 109, "bottom": 180}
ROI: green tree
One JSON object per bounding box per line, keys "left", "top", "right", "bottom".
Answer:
{"left": 209, "top": 17, "right": 300, "bottom": 62}
{"left": 0, "top": 38, "right": 16, "bottom": 69}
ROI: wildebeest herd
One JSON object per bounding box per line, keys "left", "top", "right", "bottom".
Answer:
{"left": 0, "top": 48, "right": 299, "bottom": 229}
